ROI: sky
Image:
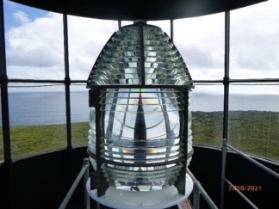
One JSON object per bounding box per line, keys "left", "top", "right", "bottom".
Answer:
{"left": 3, "top": 0, "right": 279, "bottom": 94}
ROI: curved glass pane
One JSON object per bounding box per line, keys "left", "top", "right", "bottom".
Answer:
{"left": 68, "top": 16, "right": 118, "bottom": 80}
{"left": 147, "top": 20, "right": 170, "bottom": 37}
{"left": 8, "top": 84, "right": 66, "bottom": 159}
{"left": 230, "top": 1, "right": 279, "bottom": 79}
{"left": 191, "top": 85, "right": 224, "bottom": 147}
{"left": 70, "top": 85, "right": 89, "bottom": 146}
{"left": 121, "top": 21, "right": 133, "bottom": 27}
{"left": 174, "top": 13, "right": 224, "bottom": 80}
{"left": 4, "top": 2, "right": 64, "bottom": 80}
{"left": 229, "top": 84, "right": 279, "bottom": 163}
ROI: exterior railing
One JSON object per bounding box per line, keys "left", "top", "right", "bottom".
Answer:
{"left": 58, "top": 158, "right": 90, "bottom": 209}
{"left": 59, "top": 158, "right": 218, "bottom": 209}
{"left": 220, "top": 139, "right": 279, "bottom": 209}
{"left": 187, "top": 168, "right": 218, "bottom": 209}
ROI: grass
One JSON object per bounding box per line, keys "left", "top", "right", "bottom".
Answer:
{"left": 192, "top": 111, "right": 279, "bottom": 162}
{"left": 0, "top": 122, "right": 89, "bottom": 159}
{"left": 0, "top": 111, "right": 278, "bottom": 162}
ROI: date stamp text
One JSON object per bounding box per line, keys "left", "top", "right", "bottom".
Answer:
{"left": 228, "top": 185, "right": 261, "bottom": 192}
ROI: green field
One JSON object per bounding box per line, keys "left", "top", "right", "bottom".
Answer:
{"left": 0, "top": 122, "right": 89, "bottom": 159}
{"left": 0, "top": 111, "right": 278, "bottom": 162}
{"left": 192, "top": 111, "right": 279, "bottom": 162}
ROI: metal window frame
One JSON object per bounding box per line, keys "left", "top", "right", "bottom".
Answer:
{"left": 219, "top": 10, "right": 279, "bottom": 209}
{"left": 0, "top": 0, "right": 13, "bottom": 208}
{"left": 0, "top": 3, "right": 279, "bottom": 209}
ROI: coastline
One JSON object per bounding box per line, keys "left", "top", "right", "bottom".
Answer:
{"left": 0, "top": 110, "right": 278, "bottom": 162}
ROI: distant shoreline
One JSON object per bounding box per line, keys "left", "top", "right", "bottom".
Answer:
{"left": 0, "top": 110, "right": 278, "bottom": 163}
{"left": 1, "top": 92, "right": 278, "bottom": 127}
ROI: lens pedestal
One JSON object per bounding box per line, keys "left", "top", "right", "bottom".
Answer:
{"left": 86, "top": 173, "right": 193, "bottom": 209}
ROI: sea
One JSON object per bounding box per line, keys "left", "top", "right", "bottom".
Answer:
{"left": 0, "top": 92, "right": 278, "bottom": 127}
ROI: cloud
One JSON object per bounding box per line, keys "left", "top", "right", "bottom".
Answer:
{"left": 6, "top": 12, "right": 65, "bottom": 79}
{"left": 5, "top": 0, "right": 279, "bottom": 84}
{"left": 6, "top": 45, "right": 63, "bottom": 67}
{"left": 67, "top": 16, "right": 118, "bottom": 79}
{"left": 5, "top": 11, "right": 118, "bottom": 80}
{"left": 13, "top": 10, "right": 29, "bottom": 23}
{"left": 179, "top": 44, "right": 223, "bottom": 69}
{"left": 172, "top": 12, "right": 225, "bottom": 80}
{"left": 171, "top": 1, "right": 279, "bottom": 80}
{"left": 8, "top": 65, "right": 65, "bottom": 80}
{"left": 229, "top": 0, "right": 279, "bottom": 78}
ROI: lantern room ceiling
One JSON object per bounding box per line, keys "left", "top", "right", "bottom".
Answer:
{"left": 9, "top": 0, "right": 267, "bottom": 20}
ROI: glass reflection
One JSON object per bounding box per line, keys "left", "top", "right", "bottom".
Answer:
{"left": 229, "top": 85, "right": 279, "bottom": 162}
{"left": 191, "top": 85, "right": 223, "bottom": 148}
{"left": 70, "top": 86, "right": 89, "bottom": 146}
{"left": 8, "top": 84, "right": 67, "bottom": 159}
{"left": 230, "top": 0, "right": 279, "bottom": 79}
{"left": 4, "top": 3, "right": 64, "bottom": 80}
{"left": 174, "top": 13, "right": 224, "bottom": 80}
{"left": 68, "top": 17, "right": 118, "bottom": 80}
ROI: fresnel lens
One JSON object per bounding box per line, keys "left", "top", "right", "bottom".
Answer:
{"left": 87, "top": 20, "right": 194, "bottom": 208}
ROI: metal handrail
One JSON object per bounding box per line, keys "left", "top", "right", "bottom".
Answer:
{"left": 58, "top": 158, "right": 90, "bottom": 209}
{"left": 226, "top": 143, "right": 279, "bottom": 180}
{"left": 220, "top": 142, "right": 279, "bottom": 209}
{"left": 223, "top": 178, "right": 258, "bottom": 209}
{"left": 58, "top": 158, "right": 217, "bottom": 209}
{"left": 187, "top": 168, "right": 218, "bottom": 209}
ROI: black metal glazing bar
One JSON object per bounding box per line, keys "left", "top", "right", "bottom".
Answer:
{"left": 63, "top": 14, "right": 72, "bottom": 149}
{"left": 229, "top": 78, "right": 279, "bottom": 83}
{"left": 193, "top": 80, "right": 223, "bottom": 84}
{"left": 118, "top": 20, "right": 121, "bottom": 29}
{"left": 63, "top": 14, "right": 74, "bottom": 185}
{"left": 223, "top": 10, "right": 230, "bottom": 141}
{"left": 0, "top": 0, "right": 13, "bottom": 208}
{"left": 6, "top": 78, "right": 279, "bottom": 84}
{"left": 179, "top": 78, "right": 279, "bottom": 84}
{"left": 0, "top": 0, "right": 10, "bottom": 163}
{"left": 223, "top": 178, "right": 258, "bottom": 209}
{"left": 7, "top": 79, "right": 87, "bottom": 83}
{"left": 170, "top": 19, "right": 174, "bottom": 42}
{"left": 0, "top": 78, "right": 11, "bottom": 161}
{"left": 69, "top": 80, "right": 87, "bottom": 83}
{"left": 220, "top": 10, "right": 230, "bottom": 209}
